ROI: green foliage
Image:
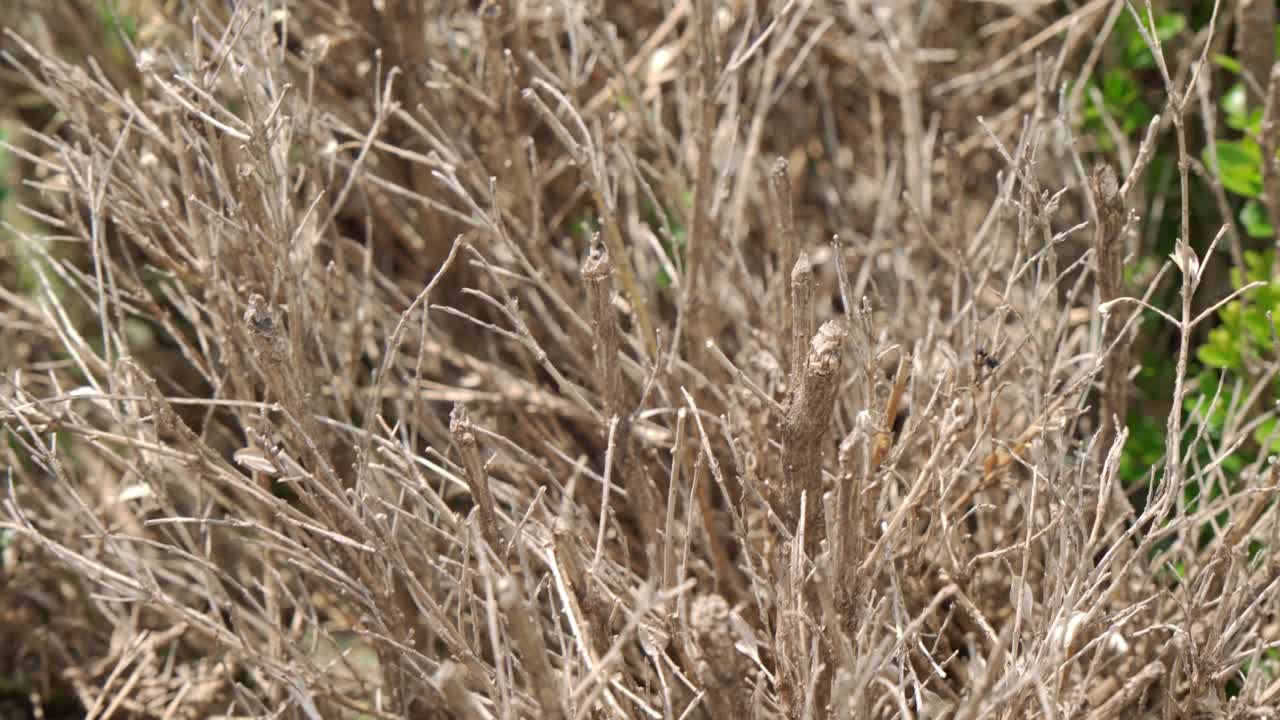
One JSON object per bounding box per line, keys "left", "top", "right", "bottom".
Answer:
{"left": 569, "top": 212, "right": 596, "bottom": 242}
{"left": 1092, "top": 9, "right": 1280, "bottom": 609}
{"left": 1229, "top": 647, "right": 1280, "bottom": 698}
{"left": 1119, "top": 404, "right": 1165, "bottom": 486}
{"left": 98, "top": 2, "right": 139, "bottom": 43}
{"left": 1204, "top": 139, "right": 1263, "bottom": 198}
{"left": 1193, "top": 250, "right": 1280, "bottom": 454}
{"left": 640, "top": 194, "right": 689, "bottom": 290}
{"left": 1081, "top": 11, "right": 1185, "bottom": 147}
{"left": 1083, "top": 69, "right": 1155, "bottom": 138}
{"left": 1172, "top": 23, "right": 1280, "bottom": 574}
{"left": 655, "top": 232, "right": 684, "bottom": 289}
{"left": 1196, "top": 251, "right": 1277, "bottom": 370}
{"left": 1239, "top": 198, "right": 1274, "bottom": 238}
{"left": 1123, "top": 250, "right": 1278, "bottom": 509}
{"left": 1121, "top": 11, "right": 1186, "bottom": 69}
{"left": 1202, "top": 25, "right": 1280, "bottom": 235}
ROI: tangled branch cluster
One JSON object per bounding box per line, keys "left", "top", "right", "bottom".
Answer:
{"left": 1, "top": 1, "right": 1277, "bottom": 718}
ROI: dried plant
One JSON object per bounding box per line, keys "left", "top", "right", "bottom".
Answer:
{"left": 1, "top": 1, "right": 1278, "bottom": 719}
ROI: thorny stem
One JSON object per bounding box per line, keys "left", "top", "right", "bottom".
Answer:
{"left": 450, "top": 403, "right": 503, "bottom": 550}
{"left": 690, "top": 594, "right": 746, "bottom": 717}
{"left": 872, "top": 354, "right": 912, "bottom": 468}
{"left": 789, "top": 251, "right": 814, "bottom": 391}
{"left": 582, "top": 240, "right": 622, "bottom": 417}
{"left": 498, "top": 575, "right": 566, "bottom": 720}
{"left": 771, "top": 157, "right": 797, "bottom": 365}
{"left": 781, "top": 320, "right": 848, "bottom": 547}
{"left": 594, "top": 185, "right": 659, "bottom": 361}
{"left": 1090, "top": 162, "right": 1130, "bottom": 470}
{"left": 680, "top": 0, "right": 719, "bottom": 372}
{"left": 435, "top": 661, "right": 484, "bottom": 720}
{"left": 581, "top": 240, "right": 660, "bottom": 574}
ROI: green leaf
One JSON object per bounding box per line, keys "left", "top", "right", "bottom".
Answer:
{"left": 1196, "top": 328, "right": 1241, "bottom": 369}
{"left": 1125, "top": 30, "right": 1154, "bottom": 69}
{"left": 1221, "top": 83, "right": 1262, "bottom": 131}
{"left": 1253, "top": 417, "right": 1280, "bottom": 453}
{"left": 1192, "top": 340, "right": 1233, "bottom": 366}
{"left": 1243, "top": 307, "right": 1273, "bottom": 345}
{"left": 1154, "top": 13, "right": 1186, "bottom": 42}
{"left": 1240, "top": 199, "right": 1274, "bottom": 239}
{"left": 1223, "top": 453, "right": 1245, "bottom": 474}
{"left": 570, "top": 213, "right": 596, "bottom": 241}
{"left": 1096, "top": 69, "right": 1154, "bottom": 132}
{"left": 1124, "top": 13, "right": 1185, "bottom": 69}
{"left": 1102, "top": 67, "right": 1136, "bottom": 99}
{"left": 1245, "top": 250, "right": 1272, "bottom": 281}
{"left": 1257, "top": 284, "right": 1280, "bottom": 310}
{"left": 99, "top": 2, "right": 139, "bottom": 42}
{"left": 1204, "top": 140, "right": 1263, "bottom": 197}
{"left": 1214, "top": 53, "right": 1242, "bottom": 74}
{"left": 1222, "top": 83, "right": 1247, "bottom": 119}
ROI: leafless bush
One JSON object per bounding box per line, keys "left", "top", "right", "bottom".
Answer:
{"left": 1, "top": 1, "right": 1278, "bottom": 718}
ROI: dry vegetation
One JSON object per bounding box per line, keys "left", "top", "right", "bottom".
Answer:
{"left": 1, "top": 0, "right": 1279, "bottom": 718}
